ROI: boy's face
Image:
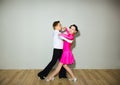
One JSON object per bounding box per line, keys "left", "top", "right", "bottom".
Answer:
{"left": 55, "top": 23, "right": 62, "bottom": 30}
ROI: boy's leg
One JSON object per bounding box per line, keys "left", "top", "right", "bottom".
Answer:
{"left": 59, "top": 66, "right": 67, "bottom": 78}
{"left": 37, "top": 49, "right": 62, "bottom": 79}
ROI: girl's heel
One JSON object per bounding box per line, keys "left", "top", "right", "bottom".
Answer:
{"left": 69, "top": 78, "right": 77, "bottom": 82}
{"left": 73, "top": 78, "right": 77, "bottom": 82}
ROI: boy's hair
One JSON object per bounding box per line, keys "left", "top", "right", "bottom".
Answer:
{"left": 53, "top": 21, "right": 60, "bottom": 30}
{"left": 69, "top": 24, "right": 78, "bottom": 32}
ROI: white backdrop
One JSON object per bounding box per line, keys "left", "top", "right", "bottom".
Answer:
{"left": 0, "top": 0, "right": 120, "bottom": 69}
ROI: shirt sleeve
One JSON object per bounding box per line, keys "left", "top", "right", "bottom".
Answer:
{"left": 60, "top": 33, "right": 74, "bottom": 40}
{"left": 59, "top": 36, "right": 73, "bottom": 43}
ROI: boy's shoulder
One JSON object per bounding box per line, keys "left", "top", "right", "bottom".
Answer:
{"left": 53, "top": 30, "right": 61, "bottom": 36}
{"left": 54, "top": 29, "right": 59, "bottom": 31}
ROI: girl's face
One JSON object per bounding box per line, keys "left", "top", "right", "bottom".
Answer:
{"left": 69, "top": 26, "right": 77, "bottom": 34}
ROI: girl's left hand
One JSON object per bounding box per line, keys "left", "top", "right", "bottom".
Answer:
{"left": 62, "top": 27, "right": 67, "bottom": 31}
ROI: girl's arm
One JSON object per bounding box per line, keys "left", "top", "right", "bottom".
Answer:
{"left": 66, "top": 27, "right": 69, "bottom": 34}
{"left": 61, "top": 27, "right": 69, "bottom": 33}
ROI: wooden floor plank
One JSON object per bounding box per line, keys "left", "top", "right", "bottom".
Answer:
{"left": 0, "top": 69, "right": 120, "bottom": 85}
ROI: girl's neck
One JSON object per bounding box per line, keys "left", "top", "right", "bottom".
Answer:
{"left": 69, "top": 32, "right": 74, "bottom": 35}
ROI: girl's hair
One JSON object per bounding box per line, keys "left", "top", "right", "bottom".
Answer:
{"left": 69, "top": 24, "right": 78, "bottom": 32}
{"left": 53, "top": 21, "right": 60, "bottom": 29}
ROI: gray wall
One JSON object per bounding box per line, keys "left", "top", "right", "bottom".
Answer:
{"left": 0, "top": 0, "right": 120, "bottom": 69}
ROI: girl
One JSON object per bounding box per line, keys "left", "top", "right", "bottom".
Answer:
{"left": 46, "top": 24, "right": 78, "bottom": 82}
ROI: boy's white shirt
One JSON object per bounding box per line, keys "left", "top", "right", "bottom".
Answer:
{"left": 53, "top": 30, "right": 73, "bottom": 49}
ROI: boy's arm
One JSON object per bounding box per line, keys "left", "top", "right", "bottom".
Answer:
{"left": 60, "top": 36, "right": 73, "bottom": 43}
{"left": 60, "top": 33, "right": 74, "bottom": 40}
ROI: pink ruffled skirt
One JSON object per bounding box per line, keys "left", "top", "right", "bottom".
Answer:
{"left": 60, "top": 51, "right": 74, "bottom": 64}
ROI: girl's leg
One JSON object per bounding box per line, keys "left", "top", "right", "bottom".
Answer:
{"left": 48, "top": 62, "right": 63, "bottom": 78}
{"left": 63, "top": 64, "right": 76, "bottom": 78}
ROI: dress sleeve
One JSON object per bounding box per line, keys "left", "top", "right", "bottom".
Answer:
{"left": 66, "top": 27, "right": 69, "bottom": 34}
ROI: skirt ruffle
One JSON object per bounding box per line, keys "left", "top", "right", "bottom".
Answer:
{"left": 60, "top": 51, "right": 74, "bottom": 64}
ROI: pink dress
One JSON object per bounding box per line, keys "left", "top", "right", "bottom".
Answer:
{"left": 60, "top": 29, "right": 75, "bottom": 64}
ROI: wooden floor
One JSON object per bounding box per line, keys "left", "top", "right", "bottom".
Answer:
{"left": 0, "top": 69, "right": 120, "bottom": 85}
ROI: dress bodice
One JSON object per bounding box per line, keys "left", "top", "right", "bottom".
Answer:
{"left": 60, "top": 29, "right": 74, "bottom": 51}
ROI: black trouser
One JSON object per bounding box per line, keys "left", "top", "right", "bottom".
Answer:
{"left": 38, "top": 49, "right": 66, "bottom": 77}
